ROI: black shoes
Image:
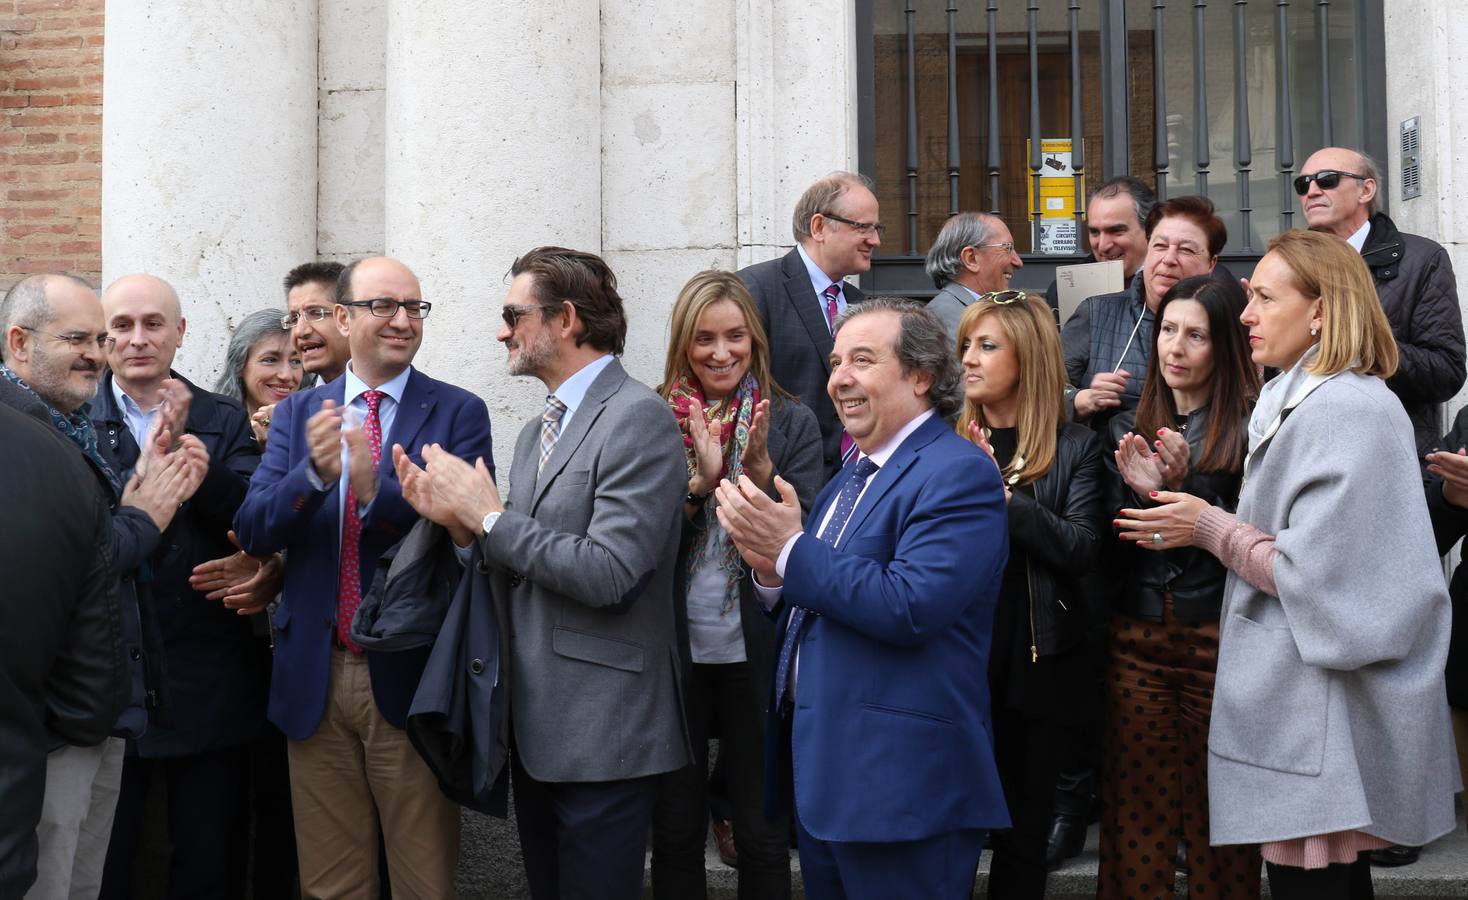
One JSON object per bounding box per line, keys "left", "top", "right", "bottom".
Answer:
{"left": 1368, "top": 844, "right": 1422, "bottom": 867}
{"left": 1044, "top": 814, "right": 1088, "bottom": 871}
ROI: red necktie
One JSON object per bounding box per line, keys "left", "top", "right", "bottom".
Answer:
{"left": 336, "top": 390, "right": 384, "bottom": 651}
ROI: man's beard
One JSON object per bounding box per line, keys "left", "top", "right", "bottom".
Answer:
{"left": 508, "top": 327, "right": 558, "bottom": 378}
{"left": 28, "top": 342, "right": 99, "bottom": 413}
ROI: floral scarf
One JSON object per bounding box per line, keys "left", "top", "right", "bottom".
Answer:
{"left": 667, "top": 372, "right": 761, "bottom": 614}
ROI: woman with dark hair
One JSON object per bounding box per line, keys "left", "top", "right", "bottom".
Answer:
{"left": 1117, "top": 231, "right": 1457, "bottom": 899}
{"left": 213, "top": 308, "right": 305, "bottom": 447}
{"left": 954, "top": 291, "right": 1105, "bottom": 898}
{"left": 650, "top": 269, "right": 824, "bottom": 900}
{"left": 1098, "top": 274, "right": 1263, "bottom": 899}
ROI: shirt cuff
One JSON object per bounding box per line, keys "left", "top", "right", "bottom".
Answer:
{"left": 752, "top": 576, "right": 783, "bottom": 611}
{"left": 775, "top": 532, "right": 801, "bottom": 578}
{"left": 452, "top": 541, "right": 474, "bottom": 567}
{"left": 305, "top": 463, "right": 327, "bottom": 492}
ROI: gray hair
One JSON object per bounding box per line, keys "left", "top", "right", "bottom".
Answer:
{"left": 213, "top": 308, "right": 297, "bottom": 403}
{"left": 1087, "top": 176, "right": 1156, "bottom": 230}
{"left": 833, "top": 296, "right": 963, "bottom": 419}
{"left": 923, "top": 212, "right": 1000, "bottom": 288}
{"left": 1353, "top": 149, "right": 1383, "bottom": 216}
{"left": 792, "top": 171, "right": 877, "bottom": 243}
{"left": 0, "top": 274, "right": 94, "bottom": 363}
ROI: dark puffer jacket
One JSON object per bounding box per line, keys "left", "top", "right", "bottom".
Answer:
{"left": 1007, "top": 422, "right": 1107, "bottom": 657}
{"left": 1425, "top": 406, "right": 1468, "bottom": 710}
{"left": 1360, "top": 211, "right": 1466, "bottom": 457}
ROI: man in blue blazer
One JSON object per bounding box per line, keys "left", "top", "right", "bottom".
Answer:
{"left": 235, "top": 257, "right": 493, "bottom": 898}
{"left": 716, "top": 297, "right": 1009, "bottom": 899}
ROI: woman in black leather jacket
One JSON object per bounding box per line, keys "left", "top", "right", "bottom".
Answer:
{"left": 955, "top": 291, "right": 1105, "bottom": 899}
{"left": 1099, "top": 274, "right": 1261, "bottom": 900}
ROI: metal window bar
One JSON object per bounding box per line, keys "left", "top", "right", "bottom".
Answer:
{"left": 1193, "top": 0, "right": 1210, "bottom": 194}
{"left": 1318, "top": 0, "right": 1332, "bottom": 146}
{"left": 1233, "top": 0, "right": 1254, "bottom": 249}
{"left": 947, "top": 0, "right": 960, "bottom": 217}
{"left": 1028, "top": 1, "right": 1043, "bottom": 250}
{"left": 1276, "top": 0, "right": 1295, "bottom": 233}
{"left": 905, "top": 0, "right": 919, "bottom": 255}
{"left": 987, "top": 0, "right": 1001, "bottom": 216}
{"left": 1070, "top": 0, "right": 1087, "bottom": 242}
{"left": 1153, "top": 0, "right": 1169, "bottom": 200}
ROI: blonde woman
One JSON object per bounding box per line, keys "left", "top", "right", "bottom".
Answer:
{"left": 650, "top": 270, "right": 823, "bottom": 900}
{"left": 1117, "top": 230, "right": 1458, "bottom": 898}
{"left": 956, "top": 291, "right": 1105, "bottom": 898}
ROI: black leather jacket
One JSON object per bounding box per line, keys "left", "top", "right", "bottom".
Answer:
{"left": 1007, "top": 422, "right": 1106, "bottom": 657}
{"left": 1107, "top": 407, "right": 1245, "bottom": 624}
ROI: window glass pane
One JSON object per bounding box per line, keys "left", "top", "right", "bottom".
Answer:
{"left": 870, "top": 1, "right": 1104, "bottom": 257}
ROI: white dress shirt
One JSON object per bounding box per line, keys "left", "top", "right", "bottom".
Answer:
{"left": 796, "top": 243, "right": 850, "bottom": 327}
{"left": 1346, "top": 218, "right": 1371, "bottom": 253}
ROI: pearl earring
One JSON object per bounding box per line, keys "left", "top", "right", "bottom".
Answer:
{"left": 1310, "top": 326, "right": 1319, "bottom": 337}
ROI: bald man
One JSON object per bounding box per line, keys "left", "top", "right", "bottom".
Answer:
{"left": 91, "top": 275, "right": 266, "bottom": 899}
{"left": 1298, "top": 147, "right": 1465, "bottom": 460}
{"left": 235, "top": 257, "right": 494, "bottom": 897}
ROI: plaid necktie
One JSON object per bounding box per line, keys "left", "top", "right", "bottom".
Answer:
{"left": 337, "top": 389, "right": 384, "bottom": 652}
{"left": 772, "top": 455, "right": 880, "bottom": 713}
{"left": 538, "top": 395, "right": 568, "bottom": 475}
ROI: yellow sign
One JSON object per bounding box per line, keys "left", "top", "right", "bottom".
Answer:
{"left": 1025, "top": 139, "right": 1085, "bottom": 254}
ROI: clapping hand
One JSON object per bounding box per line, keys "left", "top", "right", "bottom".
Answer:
{"left": 1427, "top": 446, "right": 1468, "bottom": 508}
{"left": 393, "top": 443, "right": 500, "bottom": 544}
{"left": 740, "top": 399, "right": 773, "bottom": 489}
{"left": 715, "top": 474, "right": 802, "bottom": 585}
{"left": 189, "top": 530, "right": 282, "bottom": 615}
{"left": 684, "top": 399, "right": 724, "bottom": 497}
{"left": 1116, "top": 428, "right": 1190, "bottom": 496}
{"left": 1114, "top": 490, "right": 1209, "bottom": 550}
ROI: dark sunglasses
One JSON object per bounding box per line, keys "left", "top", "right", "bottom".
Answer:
{"left": 501, "top": 303, "right": 559, "bottom": 328}
{"left": 979, "top": 289, "right": 1029, "bottom": 305}
{"left": 1292, "top": 170, "right": 1368, "bottom": 196}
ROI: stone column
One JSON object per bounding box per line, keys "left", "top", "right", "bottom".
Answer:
{"left": 319, "top": 0, "right": 387, "bottom": 260}
{"left": 101, "top": 0, "right": 318, "bottom": 385}
{"left": 383, "top": 1, "right": 601, "bottom": 428}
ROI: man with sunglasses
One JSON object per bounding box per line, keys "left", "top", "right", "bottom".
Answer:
{"left": 1297, "top": 146, "right": 1465, "bottom": 463}
{"left": 924, "top": 211, "right": 1025, "bottom": 342}
{"left": 740, "top": 171, "right": 882, "bottom": 478}
{"left": 236, "top": 257, "right": 493, "bottom": 897}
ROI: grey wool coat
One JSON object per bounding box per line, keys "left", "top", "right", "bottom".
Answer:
{"left": 1207, "top": 358, "right": 1459, "bottom": 847}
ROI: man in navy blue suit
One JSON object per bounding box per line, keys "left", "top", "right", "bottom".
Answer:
{"left": 235, "top": 256, "right": 493, "bottom": 898}
{"left": 716, "top": 296, "right": 1010, "bottom": 899}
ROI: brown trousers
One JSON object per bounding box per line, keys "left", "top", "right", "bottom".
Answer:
{"left": 287, "top": 647, "right": 460, "bottom": 900}
{"left": 1097, "top": 603, "right": 1261, "bottom": 900}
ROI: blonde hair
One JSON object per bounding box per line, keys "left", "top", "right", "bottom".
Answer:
{"left": 1264, "top": 230, "right": 1398, "bottom": 378}
{"left": 658, "top": 270, "right": 790, "bottom": 401}
{"left": 953, "top": 294, "right": 1066, "bottom": 484}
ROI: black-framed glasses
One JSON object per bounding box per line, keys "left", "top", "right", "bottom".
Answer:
{"left": 280, "top": 307, "right": 333, "bottom": 329}
{"left": 979, "top": 290, "right": 1029, "bottom": 305}
{"left": 974, "top": 241, "right": 1016, "bottom": 254}
{"left": 20, "top": 325, "right": 109, "bottom": 351}
{"left": 339, "top": 298, "right": 432, "bottom": 319}
{"left": 501, "top": 303, "right": 560, "bottom": 328}
{"left": 821, "top": 212, "right": 886, "bottom": 238}
{"left": 1292, "top": 170, "right": 1369, "bottom": 196}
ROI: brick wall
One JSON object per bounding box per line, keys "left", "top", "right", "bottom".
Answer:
{"left": 0, "top": 0, "right": 102, "bottom": 289}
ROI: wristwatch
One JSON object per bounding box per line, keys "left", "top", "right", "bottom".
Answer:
{"left": 686, "top": 490, "right": 710, "bottom": 507}
{"left": 480, "top": 511, "right": 502, "bottom": 535}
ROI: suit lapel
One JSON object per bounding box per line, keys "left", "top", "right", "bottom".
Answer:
{"left": 384, "top": 369, "right": 437, "bottom": 475}
{"left": 781, "top": 251, "right": 835, "bottom": 375}
{"left": 508, "top": 421, "right": 539, "bottom": 512}
{"left": 836, "top": 415, "right": 943, "bottom": 546}
{"left": 308, "top": 379, "right": 346, "bottom": 533}
{"left": 529, "top": 360, "right": 626, "bottom": 512}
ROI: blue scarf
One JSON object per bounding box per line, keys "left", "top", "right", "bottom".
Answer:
{"left": 1, "top": 364, "right": 122, "bottom": 497}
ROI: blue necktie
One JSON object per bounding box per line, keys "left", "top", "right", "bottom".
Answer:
{"left": 772, "top": 456, "right": 880, "bottom": 713}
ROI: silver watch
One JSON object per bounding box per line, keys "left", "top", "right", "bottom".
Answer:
{"left": 481, "top": 511, "right": 502, "bottom": 535}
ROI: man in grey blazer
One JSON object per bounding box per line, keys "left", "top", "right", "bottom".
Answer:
{"left": 738, "top": 171, "right": 881, "bottom": 478}
{"left": 393, "top": 247, "right": 689, "bottom": 900}
{"left": 923, "top": 211, "right": 1024, "bottom": 344}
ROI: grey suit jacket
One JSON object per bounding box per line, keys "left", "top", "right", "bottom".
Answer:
{"left": 738, "top": 248, "right": 865, "bottom": 479}
{"left": 480, "top": 358, "right": 691, "bottom": 783}
{"left": 925, "top": 281, "right": 976, "bottom": 347}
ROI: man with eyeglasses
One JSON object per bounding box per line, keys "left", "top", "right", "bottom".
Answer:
{"left": 283, "top": 260, "right": 350, "bottom": 382}
{"left": 1298, "top": 146, "right": 1465, "bottom": 465}
{"left": 235, "top": 256, "right": 493, "bottom": 897}
{"left": 924, "top": 211, "right": 1025, "bottom": 342}
{"left": 0, "top": 273, "right": 207, "bottom": 900}
{"left": 739, "top": 170, "right": 882, "bottom": 478}
{"left": 87, "top": 273, "right": 267, "bottom": 900}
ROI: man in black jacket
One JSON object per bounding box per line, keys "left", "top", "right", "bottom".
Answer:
{"left": 0, "top": 404, "right": 124, "bottom": 899}
{"left": 0, "top": 272, "right": 204, "bottom": 899}
{"left": 1299, "top": 146, "right": 1466, "bottom": 459}
{"left": 91, "top": 274, "right": 265, "bottom": 900}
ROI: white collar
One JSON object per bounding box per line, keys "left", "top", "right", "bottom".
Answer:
{"left": 796, "top": 243, "right": 840, "bottom": 297}
{"left": 1346, "top": 218, "right": 1371, "bottom": 253}
{"left": 550, "top": 353, "right": 615, "bottom": 416}
{"left": 856, "top": 409, "right": 936, "bottom": 468}
{"left": 343, "top": 362, "right": 411, "bottom": 406}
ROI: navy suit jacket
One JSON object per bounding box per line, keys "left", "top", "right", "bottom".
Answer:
{"left": 234, "top": 368, "right": 493, "bottom": 741}
{"left": 764, "top": 413, "right": 1011, "bottom": 842}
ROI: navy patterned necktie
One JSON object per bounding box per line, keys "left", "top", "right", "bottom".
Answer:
{"left": 772, "top": 456, "right": 880, "bottom": 713}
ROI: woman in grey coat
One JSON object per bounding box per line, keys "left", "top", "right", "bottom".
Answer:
{"left": 1115, "top": 229, "right": 1458, "bottom": 899}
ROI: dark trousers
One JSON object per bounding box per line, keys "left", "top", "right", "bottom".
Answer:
{"left": 1097, "top": 607, "right": 1261, "bottom": 900}
{"left": 987, "top": 704, "right": 1062, "bottom": 899}
{"left": 651, "top": 661, "right": 790, "bottom": 900}
{"left": 228, "top": 721, "right": 298, "bottom": 899}
{"left": 1267, "top": 856, "right": 1374, "bottom": 899}
{"left": 795, "top": 810, "right": 985, "bottom": 900}
{"left": 512, "top": 748, "right": 659, "bottom": 900}
{"left": 100, "top": 746, "right": 250, "bottom": 900}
